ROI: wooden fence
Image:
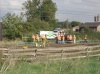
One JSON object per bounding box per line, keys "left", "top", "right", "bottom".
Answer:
{"left": 0, "top": 47, "right": 100, "bottom": 61}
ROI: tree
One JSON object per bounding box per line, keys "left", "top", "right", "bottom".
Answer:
{"left": 2, "top": 13, "right": 24, "bottom": 39}
{"left": 29, "top": 18, "right": 52, "bottom": 33}
{"left": 39, "top": 0, "right": 57, "bottom": 22}
{"left": 57, "top": 20, "right": 70, "bottom": 29}
{"left": 65, "top": 20, "right": 70, "bottom": 29}
{"left": 23, "top": 0, "right": 40, "bottom": 21}
{"left": 71, "top": 21, "right": 81, "bottom": 27}
{"left": 23, "top": 0, "right": 57, "bottom": 27}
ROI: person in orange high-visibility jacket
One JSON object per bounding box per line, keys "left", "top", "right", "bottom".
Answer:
{"left": 84, "top": 35, "right": 87, "bottom": 43}
{"left": 35, "top": 34, "right": 40, "bottom": 47}
{"left": 73, "top": 35, "right": 76, "bottom": 43}
{"left": 61, "top": 32, "right": 65, "bottom": 44}
{"left": 41, "top": 34, "right": 46, "bottom": 47}
{"left": 57, "top": 32, "right": 61, "bottom": 44}
{"left": 69, "top": 35, "right": 72, "bottom": 41}
{"left": 67, "top": 35, "right": 70, "bottom": 41}
{"left": 32, "top": 34, "right": 35, "bottom": 42}
{"left": 41, "top": 34, "right": 46, "bottom": 41}
{"left": 36, "top": 34, "right": 40, "bottom": 42}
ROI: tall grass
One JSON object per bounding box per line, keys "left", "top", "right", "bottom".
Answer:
{"left": 0, "top": 39, "right": 21, "bottom": 48}
{"left": 0, "top": 50, "right": 3, "bottom": 70}
{"left": 67, "top": 27, "right": 100, "bottom": 40}
{"left": 0, "top": 56, "right": 100, "bottom": 74}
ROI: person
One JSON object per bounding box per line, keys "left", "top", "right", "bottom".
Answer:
{"left": 57, "top": 32, "right": 61, "bottom": 44}
{"left": 55, "top": 32, "right": 58, "bottom": 44}
{"left": 35, "top": 33, "right": 40, "bottom": 47}
{"left": 67, "top": 35, "right": 70, "bottom": 41}
{"left": 73, "top": 35, "right": 76, "bottom": 43}
{"left": 35, "top": 33, "right": 40, "bottom": 42}
{"left": 61, "top": 32, "right": 65, "bottom": 44}
{"left": 67, "top": 35, "right": 72, "bottom": 43}
{"left": 41, "top": 34, "right": 46, "bottom": 47}
{"left": 69, "top": 35, "right": 72, "bottom": 41}
{"left": 32, "top": 34, "right": 35, "bottom": 42}
{"left": 84, "top": 35, "right": 87, "bottom": 43}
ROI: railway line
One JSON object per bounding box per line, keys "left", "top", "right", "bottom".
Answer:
{"left": 0, "top": 43, "right": 100, "bottom": 61}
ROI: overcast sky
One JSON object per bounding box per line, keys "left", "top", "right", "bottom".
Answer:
{"left": 0, "top": 0, "right": 100, "bottom": 22}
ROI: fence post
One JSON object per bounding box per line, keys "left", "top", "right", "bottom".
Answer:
{"left": 0, "top": 50, "right": 3, "bottom": 61}
{"left": 34, "top": 49, "right": 37, "bottom": 59}
{"left": 59, "top": 49, "right": 63, "bottom": 74}
{"left": 85, "top": 48, "right": 89, "bottom": 57}
{"left": 44, "top": 49, "right": 49, "bottom": 74}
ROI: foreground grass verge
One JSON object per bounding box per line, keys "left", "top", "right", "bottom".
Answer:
{"left": 0, "top": 56, "right": 100, "bottom": 74}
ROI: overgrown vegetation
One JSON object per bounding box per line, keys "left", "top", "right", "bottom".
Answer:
{"left": 2, "top": 0, "right": 100, "bottom": 41}
{"left": 2, "top": 0, "right": 57, "bottom": 40}
{"left": 0, "top": 56, "right": 100, "bottom": 74}
{"left": 71, "top": 27, "right": 100, "bottom": 40}
{"left": 0, "top": 51, "right": 3, "bottom": 69}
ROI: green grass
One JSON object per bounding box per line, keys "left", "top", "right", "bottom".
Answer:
{"left": 0, "top": 56, "right": 100, "bottom": 74}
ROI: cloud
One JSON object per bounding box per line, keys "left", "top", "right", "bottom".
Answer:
{"left": 0, "top": 0, "right": 26, "bottom": 21}
{"left": 0, "top": 0, "right": 100, "bottom": 22}
{"left": 53, "top": 0, "right": 100, "bottom": 22}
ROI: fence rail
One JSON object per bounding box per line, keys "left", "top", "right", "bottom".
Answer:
{"left": 0, "top": 47, "right": 100, "bottom": 61}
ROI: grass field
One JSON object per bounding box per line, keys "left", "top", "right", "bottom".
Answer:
{"left": 0, "top": 56, "right": 100, "bottom": 74}
{"left": 0, "top": 40, "right": 100, "bottom": 74}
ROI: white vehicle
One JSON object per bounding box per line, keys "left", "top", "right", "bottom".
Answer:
{"left": 53, "top": 28, "right": 61, "bottom": 36}
{"left": 53, "top": 30, "right": 59, "bottom": 36}
{"left": 54, "top": 28, "right": 61, "bottom": 31}
{"left": 40, "top": 31, "right": 56, "bottom": 39}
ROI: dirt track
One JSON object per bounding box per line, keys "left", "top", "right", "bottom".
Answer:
{"left": 0, "top": 42, "right": 100, "bottom": 61}
{"left": 0, "top": 42, "right": 100, "bottom": 51}
{"left": 26, "top": 42, "right": 100, "bottom": 49}
{"left": 42, "top": 43, "right": 100, "bottom": 50}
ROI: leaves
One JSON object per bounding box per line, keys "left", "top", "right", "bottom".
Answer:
{"left": 23, "top": 0, "right": 57, "bottom": 26}
{"left": 2, "top": 0, "right": 57, "bottom": 40}
{"left": 71, "top": 21, "right": 82, "bottom": 27}
{"left": 2, "top": 13, "right": 24, "bottom": 39}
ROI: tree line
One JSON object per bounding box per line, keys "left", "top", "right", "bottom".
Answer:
{"left": 2, "top": 0, "right": 82, "bottom": 40}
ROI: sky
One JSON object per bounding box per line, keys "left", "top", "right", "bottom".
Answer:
{"left": 0, "top": 0, "right": 100, "bottom": 22}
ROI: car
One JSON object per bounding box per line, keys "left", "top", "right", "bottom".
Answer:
{"left": 54, "top": 28, "right": 61, "bottom": 31}
{"left": 53, "top": 30, "right": 60, "bottom": 37}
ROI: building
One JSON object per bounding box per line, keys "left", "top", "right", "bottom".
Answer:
{"left": 72, "top": 26, "right": 80, "bottom": 32}
{"left": 0, "top": 22, "right": 2, "bottom": 41}
{"left": 80, "top": 22, "right": 100, "bottom": 32}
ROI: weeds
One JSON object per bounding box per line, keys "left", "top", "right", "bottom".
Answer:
{"left": 0, "top": 56, "right": 99, "bottom": 74}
